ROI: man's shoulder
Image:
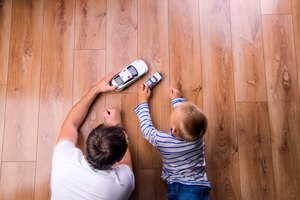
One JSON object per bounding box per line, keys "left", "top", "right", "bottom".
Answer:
{"left": 52, "top": 140, "right": 83, "bottom": 162}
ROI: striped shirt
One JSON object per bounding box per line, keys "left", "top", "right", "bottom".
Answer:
{"left": 134, "top": 98, "right": 211, "bottom": 187}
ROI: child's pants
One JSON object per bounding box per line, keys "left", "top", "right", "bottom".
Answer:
{"left": 167, "top": 182, "right": 210, "bottom": 200}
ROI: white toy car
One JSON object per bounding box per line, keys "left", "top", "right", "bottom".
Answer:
{"left": 144, "top": 72, "right": 163, "bottom": 89}
{"left": 110, "top": 60, "right": 148, "bottom": 91}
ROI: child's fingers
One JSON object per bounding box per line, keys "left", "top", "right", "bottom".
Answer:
{"left": 139, "top": 84, "right": 145, "bottom": 92}
{"left": 143, "top": 84, "right": 150, "bottom": 92}
{"left": 145, "top": 85, "right": 151, "bottom": 94}
{"left": 169, "top": 88, "right": 174, "bottom": 95}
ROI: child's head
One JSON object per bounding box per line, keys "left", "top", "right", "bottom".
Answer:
{"left": 170, "top": 102, "right": 208, "bottom": 142}
{"left": 86, "top": 124, "right": 128, "bottom": 170}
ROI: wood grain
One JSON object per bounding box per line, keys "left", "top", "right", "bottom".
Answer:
{"left": 262, "top": 15, "right": 300, "bottom": 199}
{"left": 35, "top": 0, "right": 75, "bottom": 199}
{"left": 0, "top": 0, "right": 11, "bottom": 84}
{"left": 0, "top": 86, "right": 6, "bottom": 164}
{"left": 236, "top": 102, "right": 275, "bottom": 199}
{"left": 292, "top": 0, "right": 300, "bottom": 93}
{"left": 3, "top": 0, "right": 43, "bottom": 161}
{"left": 0, "top": 162, "right": 35, "bottom": 200}
{"left": 1, "top": 0, "right": 300, "bottom": 199}
{"left": 199, "top": 0, "right": 241, "bottom": 199}
{"left": 138, "top": 0, "right": 169, "bottom": 170}
{"left": 230, "top": 0, "right": 267, "bottom": 102}
{"left": 169, "top": 0, "right": 202, "bottom": 105}
{"left": 106, "top": 0, "right": 137, "bottom": 93}
{"left": 75, "top": 0, "right": 106, "bottom": 49}
{"left": 73, "top": 50, "right": 106, "bottom": 152}
{"left": 138, "top": 170, "right": 167, "bottom": 200}
{"left": 260, "top": 0, "right": 291, "bottom": 14}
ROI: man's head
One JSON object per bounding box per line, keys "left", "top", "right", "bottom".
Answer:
{"left": 170, "top": 102, "right": 208, "bottom": 142}
{"left": 86, "top": 124, "right": 128, "bottom": 170}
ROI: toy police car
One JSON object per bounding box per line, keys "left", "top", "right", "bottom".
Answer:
{"left": 109, "top": 60, "right": 148, "bottom": 91}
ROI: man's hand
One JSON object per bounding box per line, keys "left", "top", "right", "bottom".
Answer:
{"left": 169, "top": 87, "right": 183, "bottom": 99}
{"left": 138, "top": 84, "right": 151, "bottom": 104}
{"left": 104, "top": 108, "right": 122, "bottom": 126}
{"left": 95, "top": 70, "right": 118, "bottom": 93}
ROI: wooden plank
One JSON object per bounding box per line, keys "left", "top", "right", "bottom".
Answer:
{"left": 0, "top": 162, "right": 35, "bottom": 200}
{"left": 199, "top": 0, "right": 241, "bottom": 199}
{"left": 262, "top": 15, "right": 300, "bottom": 199}
{"left": 230, "top": 0, "right": 267, "bottom": 102}
{"left": 292, "top": 0, "right": 300, "bottom": 92}
{"left": 34, "top": 0, "right": 75, "bottom": 199}
{"left": 105, "top": 93, "right": 139, "bottom": 200}
{"left": 75, "top": 0, "right": 106, "bottom": 49}
{"left": 2, "top": 0, "right": 43, "bottom": 161}
{"left": 138, "top": 170, "right": 167, "bottom": 200}
{"left": 0, "top": 86, "right": 6, "bottom": 164}
{"left": 260, "top": 0, "right": 291, "bottom": 14}
{"left": 106, "top": 0, "right": 137, "bottom": 93}
{"left": 236, "top": 102, "right": 275, "bottom": 199}
{"left": 138, "top": 0, "right": 169, "bottom": 170}
{"left": 73, "top": 50, "right": 106, "bottom": 152}
{"left": 0, "top": 0, "right": 12, "bottom": 84}
{"left": 169, "top": 0, "right": 202, "bottom": 105}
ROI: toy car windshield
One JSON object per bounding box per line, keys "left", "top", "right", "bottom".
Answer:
{"left": 127, "top": 65, "right": 138, "bottom": 77}
{"left": 114, "top": 75, "right": 124, "bottom": 85}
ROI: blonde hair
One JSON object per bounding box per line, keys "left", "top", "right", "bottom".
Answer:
{"left": 174, "top": 102, "right": 208, "bottom": 142}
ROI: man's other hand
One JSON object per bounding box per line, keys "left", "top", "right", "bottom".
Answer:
{"left": 104, "top": 108, "right": 122, "bottom": 126}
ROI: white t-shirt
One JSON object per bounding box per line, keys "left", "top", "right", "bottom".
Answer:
{"left": 51, "top": 140, "right": 135, "bottom": 200}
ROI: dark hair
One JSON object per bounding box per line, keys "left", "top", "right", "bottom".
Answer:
{"left": 86, "top": 124, "right": 128, "bottom": 170}
{"left": 175, "top": 102, "right": 208, "bottom": 142}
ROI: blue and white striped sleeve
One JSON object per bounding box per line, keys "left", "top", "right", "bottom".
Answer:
{"left": 134, "top": 103, "right": 158, "bottom": 147}
{"left": 171, "top": 97, "right": 186, "bottom": 109}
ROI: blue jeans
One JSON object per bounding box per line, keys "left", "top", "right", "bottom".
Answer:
{"left": 167, "top": 182, "right": 210, "bottom": 200}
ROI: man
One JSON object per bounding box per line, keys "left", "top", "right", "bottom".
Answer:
{"left": 51, "top": 71, "right": 135, "bottom": 200}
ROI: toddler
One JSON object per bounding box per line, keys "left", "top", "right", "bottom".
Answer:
{"left": 134, "top": 85, "right": 211, "bottom": 200}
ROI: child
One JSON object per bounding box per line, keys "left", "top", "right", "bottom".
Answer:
{"left": 135, "top": 85, "right": 211, "bottom": 200}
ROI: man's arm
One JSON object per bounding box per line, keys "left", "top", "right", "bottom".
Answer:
{"left": 104, "top": 109, "right": 133, "bottom": 171}
{"left": 57, "top": 71, "right": 118, "bottom": 145}
{"left": 116, "top": 144, "right": 133, "bottom": 171}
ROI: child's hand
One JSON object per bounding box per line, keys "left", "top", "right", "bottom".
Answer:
{"left": 169, "top": 88, "right": 183, "bottom": 99}
{"left": 138, "top": 84, "right": 151, "bottom": 104}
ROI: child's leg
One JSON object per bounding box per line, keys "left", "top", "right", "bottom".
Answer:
{"left": 167, "top": 182, "right": 210, "bottom": 200}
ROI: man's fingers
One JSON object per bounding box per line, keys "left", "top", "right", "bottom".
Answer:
{"left": 108, "top": 85, "right": 118, "bottom": 90}
{"left": 105, "top": 69, "right": 119, "bottom": 81}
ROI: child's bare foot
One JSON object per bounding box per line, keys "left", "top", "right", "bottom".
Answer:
{"left": 104, "top": 108, "right": 122, "bottom": 126}
{"left": 169, "top": 88, "right": 183, "bottom": 99}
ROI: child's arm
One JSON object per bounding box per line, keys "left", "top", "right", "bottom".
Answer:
{"left": 169, "top": 88, "right": 186, "bottom": 108}
{"left": 134, "top": 84, "right": 159, "bottom": 147}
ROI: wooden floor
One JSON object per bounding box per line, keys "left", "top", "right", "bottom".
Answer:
{"left": 1, "top": 0, "right": 300, "bottom": 199}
